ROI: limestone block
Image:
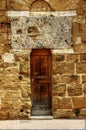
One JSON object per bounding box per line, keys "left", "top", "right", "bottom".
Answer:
{"left": 18, "top": 112, "right": 30, "bottom": 119}
{"left": 7, "top": 1, "right": 22, "bottom": 10}
{"left": 1, "top": 101, "right": 13, "bottom": 110}
{"left": 82, "top": 75, "right": 86, "bottom": 83}
{"left": 73, "top": 16, "right": 85, "bottom": 24}
{"left": 2, "top": 53, "right": 15, "bottom": 63}
{"left": 81, "top": 33, "right": 86, "bottom": 42}
{"left": 9, "top": 111, "right": 18, "bottom": 119}
{"left": 68, "top": 84, "right": 82, "bottom": 96}
{"left": 80, "top": 53, "right": 86, "bottom": 61}
{"left": 76, "top": 62, "right": 86, "bottom": 74}
{"left": 53, "top": 109, "right": 75, "bottom": 119}
{"left": 52, "top": 96, "right": 58, "bottom": 111}
{"left": 83, "top": 84, "right": 86, "bottom": 94}
{"left": 58, "top": 98, "right": 72, "bottom": 109}
{"left": 72, "top": 33, "right": 81, "bottom": 44}
{"left": 3, "top": 66, "right": 19, "bottom": 74}
{"left": 20, "top": 62, "right": 30, "bottom": 75}
{"left": 80, "top": 24, "right": 86, "bottom": 33}
{"left": 5, "top": 90, "right": 21, "bottom": 98}
{"left": 72, "top": 23, "right": 80, "bottom": 34}
{"left": 12, "top": 100, "right": 22, "bottom": 110}
{"left": 53, "top": 84, "right": 66, "bottom": 96}
{"left": 0, "top": 90, "right": 5, "bottom": 98}
{"left": 2, "top": 82, "right": 20, "bottom": 90}
{"left": 66, "top": 54, "right": 79, "bottom": 62}
{"left": 53, "top": 75, "right": 80, "bottom": 84}
{"left": 0, "top": 16, "right": 7, "bottom": 22}
{"left": 0, "top": 33, "right": 8, "bottom": 43}
{"left": 72, "top": 97, "right": 86, "bottom": 109}
{"left": 79, "top": 109, "right": 86, "bottom": 119}
{"left": 0, "top": 0, "right": 6, "bottom": 10}
{"left": 53, "top": 54, "right": 65, "bottom": 62}
{"left": 53, "top": 62, "right": 74, "bottom": 75}
{"left": 3, "top": 74, "right": 19, "bottom": 82}
{"left": 73, "top": 44, "right": 86, "bottom": 52}
{"left": 0, "top": 44, "right": 4, "bottom": 54}
{"left": 22, "top": 102, "right": 31, "bottom": 110}
{"left": 0, "top": 111, "right": 8, "bottom": 120}
{"left": 21, "top": 83, "right": 31, "bottom": 98}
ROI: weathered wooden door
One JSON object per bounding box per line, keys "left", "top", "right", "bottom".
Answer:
{"left": 31, "top": 49, "right": 52, "bottom": 116}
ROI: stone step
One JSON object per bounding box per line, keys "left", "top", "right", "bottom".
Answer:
{"left": 30, "top": 116, "right": 53, "bottom": 120}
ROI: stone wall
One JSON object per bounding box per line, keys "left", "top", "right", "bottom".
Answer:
{"left": 0, "top": 0, "right": 86, "bottom": 119}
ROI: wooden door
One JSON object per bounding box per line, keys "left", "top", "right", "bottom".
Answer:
{"left": 30, "top": 49, "right": 52, "bottom": 116}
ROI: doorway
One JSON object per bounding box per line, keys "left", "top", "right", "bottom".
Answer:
{"left": 30, "top": 49, "right": 52, "bottom": 116}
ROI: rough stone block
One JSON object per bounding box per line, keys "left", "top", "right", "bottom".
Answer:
{"left": 83, "top": 84, "right": 86, "bottom": 94}
{"left": 73, "top": 97, "right": 86, "bottom": 109}
{"left": 81, "top": 33, "right": 86, "bottom": 42}
{"left": 2, "top": 53, "right": 15, "bottom": 63}
{"left": 53, "top": 54, "right": 65, "bottom": 62}
{"left": 0, "top": 0, "right": 6, "bottom": 10}
{"left": 68, "top": 84, "right": 82, "bottom": 96}
{"left": 80, "top": 53, "right": 86, "bottom": 61}
{"left": 52, "top": 96, "right": 58, "bottom": 111}
{"left": 73, "top": 16, "right": 85, "bottom": 24}
{"left": 66, "top": 54, "right": 79, "bottom": 62}
{"left": 53, "top": 75, "right": 80, "bottom": 84}
{"left": 72, "top": 23, "right": 80, "bottom": 34}
{"left": 0, "top": 111, "right": 8, "bottom": 120}
{"left": 53, "top": 63, "right": 74, "bottom": 75}
{"left": 8, "top": 111, "right": 18, "bottom": 119}
{"left": 82, "top": 75, "right": 86, "bottom": 83}
{"left": 0, "top": 44, "right": 4, "bottom": 54}
{"left": 20, "top": 62, "right": 30, "bottom": 75}
{"left": 73, "top": 44, "right": 86, "bottom": 52}
{"left": 58, "top": 98, "right": 72, "bottom": 109}
{"left": 76, "top": 62, "right": 86, "bottom": 74}
{"left": 53, "top": 109, "right": 75, "bottom": 119}
{"left": 80, "top": 24, "right": 86, "bottom": 33}
{"left": 5, "top": 90, "right": 21, "bottom": 98}
{"left": 79, "top": 109, "right": 86, "bottom": 119}
{"left": 21, "top": 84, "right": 31, "bottom": 98}
{"left": 53, "top": 84, "right": 66, "bottom": 96}
{"left": 72, "top": 34, "right": 81, "bottom": 44}
{"left": 3, "top": 74, "right": 19, "bottom": 82}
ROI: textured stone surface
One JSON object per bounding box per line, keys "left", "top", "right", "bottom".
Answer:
{"left": 53, "top": 63, "right": 74, "bottom": 74}
{"left": 79, "top": 109, "right": 86, "bottom": 119}
{"left": 73, "top": 98, "right": 86, "bottom": 109}
{"left": 66, "top": 54, "right": 79, "bottom": 62}
{"left": 53, "top": 109, "right": 75, "bottom": 119}
{"left": 68, "top": 84, "right": 82, "bottom": 96}
{"left": 53, "top": 75, "right": 80, "bottom": 84}
{"left": 82, "top": 75, "right": 86, "bottom": 83}
{"left": 10, "top": 16, "right": 72, "bottom": 49}
{"left": 53, "top": 84, "right": 66, "bottom": 96}
{"left": 58, "top": 98, "right": 72, "bottom": 109}
{"left": 76, "top": 62, "right": 86, "bottom": 74}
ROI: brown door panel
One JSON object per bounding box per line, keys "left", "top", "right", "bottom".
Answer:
{"left": 31, "top": 49, "right": 52, "bottom": 115}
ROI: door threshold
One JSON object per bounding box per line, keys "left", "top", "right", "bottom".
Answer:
{"left": 30, "top": 116, "right": 53, "bottom": 120}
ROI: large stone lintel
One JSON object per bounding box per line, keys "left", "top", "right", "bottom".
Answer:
{"left": 6, "top": 11, "right": 76, "bottom": 17}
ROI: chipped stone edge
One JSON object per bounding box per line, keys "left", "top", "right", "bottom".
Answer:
{"left": 6, "top": 11, "right": 76, "bottom": 17}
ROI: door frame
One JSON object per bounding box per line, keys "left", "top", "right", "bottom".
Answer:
{"left": 30, "top": 49, "right": 52, "bottom": 116}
